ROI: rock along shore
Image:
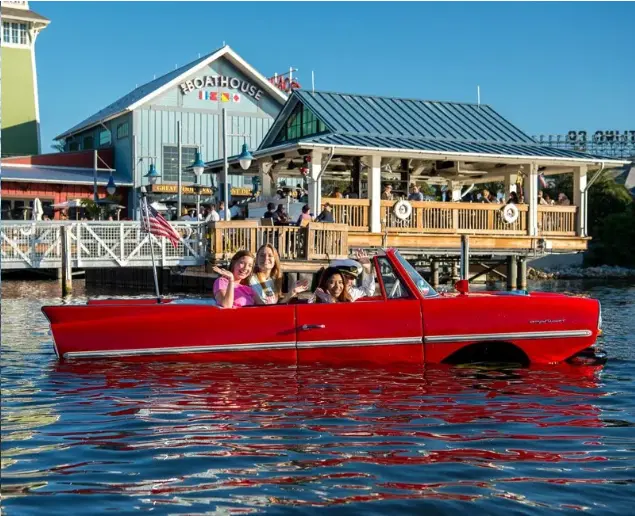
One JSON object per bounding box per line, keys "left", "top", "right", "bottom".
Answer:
{"left": 528, "top": 265, "right": 635, "bottom": 280}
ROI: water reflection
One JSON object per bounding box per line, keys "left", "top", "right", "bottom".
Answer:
{"left": 2, "top": 280, "right": 635, "bottom": 514}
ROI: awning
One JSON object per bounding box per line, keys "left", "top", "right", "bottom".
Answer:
{"left": 0, "top": 165, "right": 133, "bottom": 186}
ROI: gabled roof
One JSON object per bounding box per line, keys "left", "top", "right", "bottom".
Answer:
{"left": 55, "top": 45, "right": 288, "bottom": 140}
{"left": 1, "top": 5, "right": 50, "bottom": 23}
{"left": 255, "top": 90, "right": 628, "bottom": 165}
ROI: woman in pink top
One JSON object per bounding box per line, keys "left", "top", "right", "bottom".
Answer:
{"left": 212, "top": 250, "right": 256, "bottom": 308}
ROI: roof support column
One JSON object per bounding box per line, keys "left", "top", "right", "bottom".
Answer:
{"left": 450, "top": 181, "right": 462, "bottom": 202}
{"left": 368, "top": 155, "right": 382, "bottom": 233}
{"left": 504, "top": 172, "right": 518, "bottom": 196}
{"left": 308, "top": 150, "right": 323, "bottom": 215}
{"left": 526, "top": 163, "right": 538, "bottom": 236}
{"left": 258, "top": 162, "right": 275, "bottom": 198}
{"left": 573, "top": 165, "right": 587, "bottom": 237}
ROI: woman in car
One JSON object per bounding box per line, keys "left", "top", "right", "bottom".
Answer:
{"left": 212, "top": 250, "right": 256, "bottom": 308}
{"left": 250, "top": 244, "right": 309, "bottom": 305}
{"left": 311, "top": 267, "right": 353, "bottom": 303}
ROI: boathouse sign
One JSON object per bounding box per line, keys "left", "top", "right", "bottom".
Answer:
{"left": 179, "top": 75, "right": 264, "bottom": 100}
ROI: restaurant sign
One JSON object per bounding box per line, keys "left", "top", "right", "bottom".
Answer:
{"left": 179, "top": 75, "right": 264, "bottom": 100}
{"left": 148, "top": 184, "right": 256, "bottom": 197}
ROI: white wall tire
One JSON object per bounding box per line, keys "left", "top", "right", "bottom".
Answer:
{"left": 502, "top": 203, "right": 519, "bottom": 224}
{"left": 393, "top": 200, "right": 412, "bottom": 220}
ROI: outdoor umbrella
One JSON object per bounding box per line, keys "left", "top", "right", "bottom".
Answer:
{"left": 32, "top": 198, "right": 44, "bottom": 221}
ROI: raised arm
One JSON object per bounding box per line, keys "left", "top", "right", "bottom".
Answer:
{"left": 213, "top": 267, "right": 236, "bottom": 308}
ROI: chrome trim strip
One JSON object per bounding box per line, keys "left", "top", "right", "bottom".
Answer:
{"left": 424, "top": 329, "right": 592, "bottom": 344}
{"left": 297, "top": 336, "right": 422, "bottom": 349}
{"left": 64, "top": 341, "right": 297, "bottom": 359}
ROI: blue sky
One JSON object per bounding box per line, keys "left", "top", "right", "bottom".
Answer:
{"left": 33, "top": 1, "right": 635, "bottom": 152}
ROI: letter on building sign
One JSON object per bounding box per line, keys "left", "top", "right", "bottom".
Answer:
{"left": 193, "top": 77, "right": 204, "bottom": 89}
{"left": 240, "top": 81, "right": 250, "bottom": 93}
{"left": 185, "top": 80, "right": 195, "bottom": 93}
{"left": 205, "top": 76, "right": 215, "bottom": 87}
{"left": 248, "top": 85, "right": 257, "bottom": 97}
{"left": 229, "top": 77, "right": 240, "bottom": 89}
{"left": 180, "top": 83, "right": 190, "bottom": 95}
{"left": 219, "top": 75, "right": 229, "bottom": 87}
{"left": 255, "top": 90, "right": 263, "bottom": 101}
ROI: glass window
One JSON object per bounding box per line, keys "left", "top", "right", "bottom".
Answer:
{"left": 376, "top": 257, "right": 411, "bottom": 299}
{"left": 2, "top": 23, "right": 10, "bottom": 43}
{"left": 99, "top": 129, "right": 111, "bottom": 147}
{"left": 393, "top": 252, "right": 438, "bottom": 298}
{"left": 162, "top": 145, "right": 196, "bottom": 183}
{"left": 19, "top": 23, "right": 27, "bottom": 44}
{"left": 69, "top": 141, "right": 80, "bottom": 152}
{"left": 273, "top": 103, "right": 328, "bottom": 144}
{"left": 116, "top": 122, "right": 129, "bottom": 140}
{"left": 83, "top": 136, "right": 94, "bottom": 150}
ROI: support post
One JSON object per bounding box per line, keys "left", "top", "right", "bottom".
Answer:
{"left": 517, "top": 257, "right": 527, "bottom": 291}
{"left": 259, "top": 162, "right": 274, "bottom": 198}
{"left": 368, "top": 154, "right": 382, "bottom": 233}
{"left": 431, "top": 259, "right": 439, "bottom": 288}
{"left": 451, "top": 262, "right": 460, "bottom": 283}
{"left": 573, "top": 165, "right": 587, "bottom": 236}
{"left": 504, "top": 172, "right": 517, "bottom": 197}
{"left": 60, "top": 225, "right": 72, "bottom": 296}
{"left": 450, "top": 181, "right": 462, "bottom": 202}
{"left": 460, "top": 235, "right": 470, "bottom": 280}
{"left": 526, "top": 163, "right": 538, "bottom": 236}
{"left": 93, "top": 149, "right": 98, "bottom": 202}
{"left": 177, "top": 120, "right": 183, "bottom": 218}
{"left": 222, "top": 108, "right": 230, "bottom": 220}
{"left": 307, "top": 150, "right": 323, "bottom": 215}
{"left": 507, "top": 255, "right": 518, "bottom": 291}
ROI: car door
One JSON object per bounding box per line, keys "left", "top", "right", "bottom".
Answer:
{"left": 295, "top": 256, "right": 424, "bottom": 366}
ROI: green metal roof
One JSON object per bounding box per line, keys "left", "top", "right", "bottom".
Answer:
{"left": 292, "top": 90, "right": 535, "bottom": 144}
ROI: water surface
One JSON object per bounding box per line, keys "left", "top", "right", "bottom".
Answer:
{"left": 2, "top": 279, "right": 634, "bottom": 514}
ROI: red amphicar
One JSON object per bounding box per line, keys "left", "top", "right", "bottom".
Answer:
{"left": 41, "top": 249, "right": 605, "bottom": 367}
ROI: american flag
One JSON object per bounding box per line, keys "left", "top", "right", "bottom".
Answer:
{"left": 141, "top": 201, "right": 181, "bottom": 248}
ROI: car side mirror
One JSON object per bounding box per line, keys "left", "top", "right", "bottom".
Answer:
{"left": 454, "top": 279, "right": 469, "bottom": 295}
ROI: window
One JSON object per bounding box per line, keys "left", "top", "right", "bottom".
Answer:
{"left": 377, "top": 257, "right": 411, "bottom": 299}
{"left": 162, "top": 146, "right": 197, "bottom": 183}
{"left": 69, "top": 141, "right": 80, "bottom": 152}
{"left": 83, "top": 136, "right": 94, "bottom": 150}
{"left": 273, "top": 103, "right": 327, "bottom": 144}
{"left": 2, "top": 22, "right": 28, "bottom": 45}
{"left": 116, "top": 122, "right": 129, "bottom": 140}
{"left": 394, "top": 252, "right": 438, "bottom": 298}
{"left": 99, "top": 129, "right": 111, "bottom": 147}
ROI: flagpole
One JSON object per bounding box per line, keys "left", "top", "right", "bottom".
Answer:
{"left": 140, "top": 187, "right": 162, "bottom": 303}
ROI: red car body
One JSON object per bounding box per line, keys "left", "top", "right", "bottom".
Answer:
{"left": 41, "top": 249, "right": 603, "bottom": 366}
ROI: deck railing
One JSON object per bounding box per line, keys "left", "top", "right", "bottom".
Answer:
{"left": 537, "top": 205, "right": 577, "bottom": 236}
{"left": 209, "top": 221, "right": 348, "bottom": 262}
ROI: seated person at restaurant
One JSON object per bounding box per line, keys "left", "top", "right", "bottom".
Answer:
{"left": 382, "top": 184, "right": 394, "bottom": 200}
{"left": 296, "top": 204, "right": 313, "bottom": 226}
{"left": 408, "top": 184, "right": 424, "bottom": 201}
{"left": 212, "top": 250, "right": 256, "bottom": 308}
{"left": 263, "top": 202, "right": 277, "bottom": 219}
{"left": 331, "top": 250, "right": 376, "bottom": 301}
{"left": 274, "top": 204, "right": 290, "bottom": 224}
{"left": 315, "top": 203, "right": 334, "bottom": 223}
{"left": 250, "top": 244, "right": 310, "bottom": 304}
{"left": 310, "top": 267, "right": 352, "bottom": 303}
{"left": 507, "top": 191, "right": 519, "bottom": 204}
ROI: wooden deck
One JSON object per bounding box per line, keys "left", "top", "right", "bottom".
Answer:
{"left": 322, "top": 198, "right": 585, "bottom": 254}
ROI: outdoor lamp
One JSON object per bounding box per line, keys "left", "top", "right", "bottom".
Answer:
{"left": 145, "top": 163, "right": 161, "bottom": 185}
{"left": 106, "top": 175, "right": 117, "bottom": 195}
{"left": 192, "top": 150, "right": 205, "bottom": 178}
{"left": 238, "top": 142, "right": 253, "bottom": 171}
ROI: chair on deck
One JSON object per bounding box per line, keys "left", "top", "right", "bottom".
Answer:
{"left": 260, "top": 218, "right": 274, "bottom": 227}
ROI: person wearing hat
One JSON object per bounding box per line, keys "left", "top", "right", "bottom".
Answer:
{"left": 330, "top": 250, "right": 376, "bottom": 301}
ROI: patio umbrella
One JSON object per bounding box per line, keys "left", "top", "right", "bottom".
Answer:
{"left": 32, "top": 198, "right": 44, "bottom": 221}
{"left": 52, "top": 199, "right": 84, "bottom": 209}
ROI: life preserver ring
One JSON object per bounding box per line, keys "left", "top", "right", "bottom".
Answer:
{"left": 502, "top": 203, "right": 519, "bottom": 224}
{"left": 393, "top": 200, "right": 412, "bottom": 220}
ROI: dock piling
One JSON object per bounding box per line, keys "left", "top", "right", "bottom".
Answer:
{"left": 517, "top": 257, "right": 527, "bottom": 290}
{"left": 507, "top": 255, "right": 517, "bottom": 291}
{"left": 60, "top": 226, "right": 72, "bottom": 296}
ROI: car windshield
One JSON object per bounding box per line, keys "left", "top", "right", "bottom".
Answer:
{"left": 394, "top": 251, "right": 438, "bottom": 298}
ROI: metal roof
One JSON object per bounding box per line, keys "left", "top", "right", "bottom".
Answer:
{"left": 1, "top": 165, "right": 133, "bottom": 186}
{"left": 302, "top": 133, "right": 608, "bottom": 161}
{"left": 55, "top": 51, "right": 218, "bottom": 139}
{"left": 293, "top": 90, "right": 536, "bottom": 145}
{"left": 55, "top": 46, "right": 288, "bottom": 140}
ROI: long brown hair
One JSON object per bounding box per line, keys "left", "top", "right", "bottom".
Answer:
{"left": 228, "top": 250, "right": 255, "bottom": 286}
{"left": 317, "top": 267, "right": 352, "bottom": 303}
{"left": 254, "top": 244, "right": 282, "bottom": 295}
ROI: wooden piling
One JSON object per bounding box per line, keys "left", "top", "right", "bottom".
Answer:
{"left": 460, "top": 235, "right": 470, "bottom": 280}
{"left": 517, "top": 257, "right": 527, "bottom": 291}
{"left": 60, "top": 226, "right": 72, "bottom": 296}
{"left": 507, "top": 255, "right": 517, "bottom": 291}
{"left": 431, "top": 259, "right": 439, "bottom": 288}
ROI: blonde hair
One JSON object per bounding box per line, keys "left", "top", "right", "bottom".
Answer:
{"left": 254, "top": 244, "right": 283, "bottom": 296}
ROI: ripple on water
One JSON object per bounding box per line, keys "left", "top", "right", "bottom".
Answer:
{"left": 2, "top": 279, "right": 635, "bottom": 514}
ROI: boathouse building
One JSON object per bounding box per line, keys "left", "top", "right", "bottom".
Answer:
{"left": 52, "top": 45, "right": 289, "bottom": 217}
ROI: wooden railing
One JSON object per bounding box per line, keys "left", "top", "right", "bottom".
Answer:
{"left": 537, "top": 205, "right": 577, "bottom": 236}
{"left": 321, "top": 198, "right": 370, "bottom": 231}
{"left": 208, "top": 221, "right": 348, "bottom": 262}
